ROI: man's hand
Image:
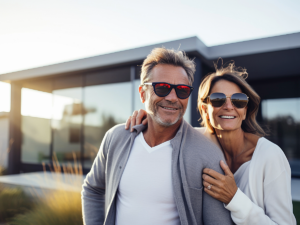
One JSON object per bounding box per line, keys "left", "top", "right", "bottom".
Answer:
{"left": 125, "top": 109, "right": 148, "bottom": 132}
{"left": 202, "top": 160, "right": 238, "bottom": 205}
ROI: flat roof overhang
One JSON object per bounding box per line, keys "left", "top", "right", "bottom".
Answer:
{"left": 1, "top": 32, "right": 300, "bottom": 82}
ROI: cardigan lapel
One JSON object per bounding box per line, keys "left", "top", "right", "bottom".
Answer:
{"left": 171, "top": 120, "right": 190, "bottom": 225}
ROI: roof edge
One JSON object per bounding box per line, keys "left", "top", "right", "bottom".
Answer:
{"left": 0, "top": 36, "right": 203, "bottom": 82}
{"left": 1, "top": 32, "right": 300, "bottom": 81}
{"left": 207, "top": 32, "right": 300, "bottom": 59}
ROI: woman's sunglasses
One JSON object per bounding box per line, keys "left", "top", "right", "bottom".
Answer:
{"left": 143, "top": 82, "right": 193, "bottom": 99}
{"left": 206, "top": 92, "right": 249, "bottom": 108}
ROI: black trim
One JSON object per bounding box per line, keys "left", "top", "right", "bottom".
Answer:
{"left": 8, "top": 82, "right": 22, "bottom": 175}
{"left": 191, "top": 57, "right": 202, "bottom": 127}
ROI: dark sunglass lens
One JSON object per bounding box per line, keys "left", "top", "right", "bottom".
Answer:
{"left": 154, "top": 83, "right": 171, "bottom": 97}
{"left": 209, "top": 93, "right": 226, "bottom": 107}
{"left": 176, "top": 85, "right": 191, "bottom": 99}
{"left": 231, "top": 93, "right": 248, "bottom": 108}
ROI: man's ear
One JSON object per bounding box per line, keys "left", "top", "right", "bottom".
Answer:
{"left": 139, "top": 86, "right": 146, "bottom": 103}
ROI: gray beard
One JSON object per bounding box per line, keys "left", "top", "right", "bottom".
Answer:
{"left": 149, "top": 103, "right": 184, "bottom": 127}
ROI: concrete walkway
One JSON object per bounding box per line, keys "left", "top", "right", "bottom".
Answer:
{"left": 0, "top": 172, "right": 299, "bottom": 201}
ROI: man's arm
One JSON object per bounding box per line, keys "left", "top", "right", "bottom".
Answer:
{"left": 202, "top": 160, "right": 233, "bottom": 225}
{"left": 81, "top": 132, "right": 109, "bottom": 225}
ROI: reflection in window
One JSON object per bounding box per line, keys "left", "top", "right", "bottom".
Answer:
{"left": 21, "top": 88, "right": 52, "bottom": 164}
{"left": 52, "top": 88, "right": 83, "bottom": 166}
{"left": 84, "top": 82, "right": 132, "bottom": 168}
{"left": 262, "top": 98, "right": 300, "bottom": 176}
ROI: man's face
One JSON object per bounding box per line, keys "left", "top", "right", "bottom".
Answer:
{"left": 139, "top": 64, "right": 190, "bottom": 127}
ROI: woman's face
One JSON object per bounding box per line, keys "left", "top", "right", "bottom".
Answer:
{"left": 204, "top": 80, "right": 247, "bottom": 132}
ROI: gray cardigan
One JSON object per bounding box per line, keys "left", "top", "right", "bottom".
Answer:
{"left": 81, "top": 120, "right": 233, "bottom": 225}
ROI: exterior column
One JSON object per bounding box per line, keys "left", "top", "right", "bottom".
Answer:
{"left": 191, "top": 57, "right": 202, "bottom": 127}
{"left": 8, "top": 82, "right": 22, "bottom": 174}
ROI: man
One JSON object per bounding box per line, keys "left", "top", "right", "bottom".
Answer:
{"left": 81, "top": 48, "right": 233, "bottom": 225}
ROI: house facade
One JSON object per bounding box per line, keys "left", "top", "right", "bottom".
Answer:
{"left": 1, "top": 34, "right": 300, "bottom": 176}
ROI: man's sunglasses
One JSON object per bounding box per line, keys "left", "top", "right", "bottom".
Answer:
{"left": 143, "top": 82, "right": 193, "bottom": 99}
{"left": 205, "top": 92, "right": 249, "bottom": 108}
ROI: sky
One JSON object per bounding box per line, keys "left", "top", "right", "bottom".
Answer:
{"left": 0, "top": 0, "right": 300, "bottom": 115}
{"left": 0, "top": 0, "right": 300, "bottom": 75}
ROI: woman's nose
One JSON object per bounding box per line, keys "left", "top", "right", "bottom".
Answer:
{"left": 223, "top": 97, "right": 234, "bottom": 109}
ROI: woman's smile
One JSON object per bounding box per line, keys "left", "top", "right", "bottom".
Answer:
{"left": 219, "top": 115, "right": 236, "bottom": 119}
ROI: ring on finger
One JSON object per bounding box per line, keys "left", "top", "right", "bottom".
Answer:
{"left": 207, "top": 184, "right": 212, "bottom": 190}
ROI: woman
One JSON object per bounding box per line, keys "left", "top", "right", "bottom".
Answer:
{"left": 125, "top": 61, "right": 296, "bottom": 224}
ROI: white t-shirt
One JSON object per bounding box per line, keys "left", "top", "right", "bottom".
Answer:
{"left": 115, "top": 132, "right": 180, "bottom": 225}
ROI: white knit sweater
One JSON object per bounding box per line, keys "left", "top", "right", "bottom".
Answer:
{"left": 195, "top": 128, "right": 296, "bottom": 225}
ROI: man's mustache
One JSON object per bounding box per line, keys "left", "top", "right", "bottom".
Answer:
{"left": 157, "top": 101, "right": 182, "bottom": 109}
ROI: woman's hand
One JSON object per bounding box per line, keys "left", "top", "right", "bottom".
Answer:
{"left": 202, "top": 160, "right": 238, "bottom": 205}
{"left": 125, "top": 109, "right": 148, "bottom": 132}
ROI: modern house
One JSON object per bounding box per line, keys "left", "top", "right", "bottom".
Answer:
{"left": 1, "top": 33, "right": 300, "bottom": 177}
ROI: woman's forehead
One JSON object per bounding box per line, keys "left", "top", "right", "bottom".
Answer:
{"left": 210, "top": 79, "right": 242, "bottom": 94}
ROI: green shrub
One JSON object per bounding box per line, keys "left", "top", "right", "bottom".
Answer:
{"left": 293, "top": 201, "right": 300, "bottom": 224}
{"left": 10, "top": 190, "right": 82, "bottom": 225}
{"left": 9, "top": 153, "right": 83, "bottom": 225}
{"left": 0, "top": 188, "right": 33, "bottom": 222}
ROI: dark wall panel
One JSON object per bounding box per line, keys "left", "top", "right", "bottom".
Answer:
{"left": 249, "top": 76, "right": 300, "bottom": 100}
{"left": 191, "top": 57, "right": 202, "bottom": 127}
{"left": 221, "top": 48, "right": 300, "bottom": 81}
{"left": 54, "top": 75, "right": 83, "bottom": 90}
{"left": 85, "top": 66, "right": 130, "bottom": 86}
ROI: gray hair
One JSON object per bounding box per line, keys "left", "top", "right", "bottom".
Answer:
{"left": 140, "top": 47, "right": 195, "bottom": 86}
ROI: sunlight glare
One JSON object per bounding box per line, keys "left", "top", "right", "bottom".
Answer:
{"left": 21, "top": 88, "right": 76, "bottom": 120}
{"left": 21, "top": 88, "right": 52, "bottom": 119}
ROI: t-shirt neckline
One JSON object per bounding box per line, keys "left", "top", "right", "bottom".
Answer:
{"left": 139, "top": 132, "right": 171, "bottom": 153}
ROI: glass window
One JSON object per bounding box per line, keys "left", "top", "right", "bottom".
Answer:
{"left": 21, "top": 88, "right": 52, "bottom": 164}
{"left": 262, "top": 98, "right": 300, "bottom": 176}
{"left": 183, "top": 98, "right": 191, "bottom": 124}
{"left": 133, "top": 80, "right": 145, "bottom": 112}
{"left": 20, "top": 73, "right": 191, "bottom": 169}
{"left": 83, "top": 82, "right": 132, "bottom": 168}
{"left": 52, "top": 88, "right": 83, "bottom": 166}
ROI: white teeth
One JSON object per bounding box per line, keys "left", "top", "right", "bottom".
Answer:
{"left": 220, "top": 116, "right": 235, "bottom": 119}
{"left": 162, "top": 106, "right": 177, "bottom": 110}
